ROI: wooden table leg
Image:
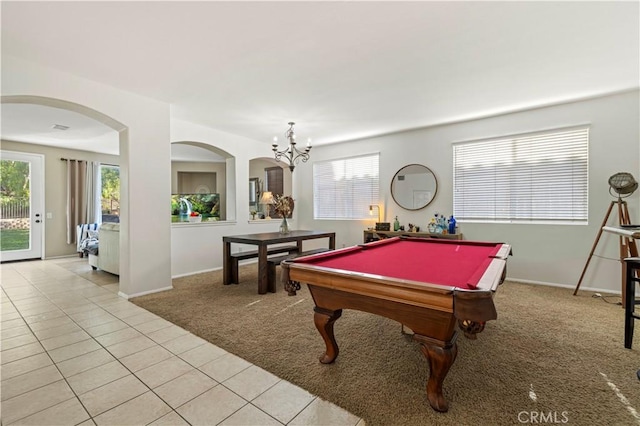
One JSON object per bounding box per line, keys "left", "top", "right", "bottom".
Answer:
{"left": 223, "top": 241, "right": 232, "bottom": 285}
{"left": 414, "top": 333, "right": 458, "bottom": 413}
{"left": 257, "top": 245, "right": 268, "bottom": 294}
{"left": 313, "top": 307, "right": 343, "bottom": 364}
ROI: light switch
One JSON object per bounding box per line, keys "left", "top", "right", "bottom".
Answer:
{"left": 46, "top": 212, "right": 53, "bottom": 219}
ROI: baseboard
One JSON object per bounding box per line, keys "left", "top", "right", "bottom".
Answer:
{"left": 118, "top": 286, "right": 173, "bottom": 300}
{"left": 507, "top": 277, "right": 621, "bottom": 296}
{"left": 172, "top": 266, "right": 222, "bottom": 279}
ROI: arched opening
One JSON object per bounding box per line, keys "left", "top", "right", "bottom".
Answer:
{"left": 171, "top": 141, "right": 235, "bottom": 222}
{"left": 248, "top": 157, "right": 291, "bottom": 220}
{"left": 1, "top": 95, "right": 129, "bottom": 291}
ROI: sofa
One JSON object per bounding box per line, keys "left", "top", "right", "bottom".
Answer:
{"left": 88, "top": 223, "right": 120, "bottom": 275}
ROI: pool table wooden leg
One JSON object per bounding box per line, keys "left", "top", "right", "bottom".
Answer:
{"left": 416, "top": 334, "right": 458, "bottom": 413}
{"left": 313, "top": 307, "right": 343, "bottom": 364}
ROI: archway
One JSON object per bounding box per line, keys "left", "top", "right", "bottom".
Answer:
{"left": 1, "top": 95, "right": 130, "bottom": 292}
{"left": 249, "top": 157, "right": 291, "bottom": 220}
{"left": 171, "top": 141, "right": 234, "bottom": 222}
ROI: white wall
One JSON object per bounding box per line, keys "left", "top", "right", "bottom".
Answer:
{"left": 3, "top": 55, "right": 172, "bottom": 298}
{"left": 295, "top": 90, "right": 640, "bottom": 293}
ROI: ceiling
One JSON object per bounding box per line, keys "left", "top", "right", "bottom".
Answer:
{"left": 1, "top": 1, "right": 638, "bottom": 156}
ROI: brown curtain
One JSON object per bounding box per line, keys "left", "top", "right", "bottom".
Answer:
{"left": 65, "top": 159, "right": 88, "bottom": 244}
{"left": 85, "top": 161, "right": 99, "bottom": 224}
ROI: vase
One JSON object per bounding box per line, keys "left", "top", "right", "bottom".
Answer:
{"left": 279, "top": 217, "right": 289, "bottom": 234}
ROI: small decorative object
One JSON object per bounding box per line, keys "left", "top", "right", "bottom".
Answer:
{"left": 375, "top": 222, "right": 390, "bottom": 231}
{"left": 279, "top": 217, "right": 289, "bottom": 234}
{"left": 250, "top": 210, "right": 257, "bottom": 220}
{"left": 189, "top": 211, "right": 202, "bottom": 223}
{"left": 448, "top": 215, "right": 456, "bottom": 234}
{"left": 274, "top": 195, "right": 294, "bottom": 234}
{"left": 393, "top": 216, "right": 400, "bottom": 231}
{"left": 433, "top": 213, "right": 446, "bottom": 234}
{"left": 428, "top": 218, "right": 437, "bottom": 233}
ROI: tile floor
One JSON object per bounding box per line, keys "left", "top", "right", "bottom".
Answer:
{"left": 1, "top": 257, "right": 365, "bottom": 426}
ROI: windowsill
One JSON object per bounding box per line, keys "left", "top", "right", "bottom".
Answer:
{"left": 171, "top": 220, "right": 236, "bottom": 227}
{"left": 248, "top": 218, "right": 294, "bottom": 224}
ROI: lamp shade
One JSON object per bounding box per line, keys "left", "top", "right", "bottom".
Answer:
{"left": 260, "top": 191, "right": 274, "bottom": 205}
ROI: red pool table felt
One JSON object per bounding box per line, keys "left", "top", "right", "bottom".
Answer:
{"left": 294, "top": 238, "right": 502, "bottom": 290}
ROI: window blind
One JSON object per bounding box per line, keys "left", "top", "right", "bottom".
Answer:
{"left": 313, "top": 153, "right": 379, "bottom": 219}
{"left": 265, "top": 166, "right": 283, "bottom": 218}
{"left": 453, "top": 127, "right": 589, "bottom": 223}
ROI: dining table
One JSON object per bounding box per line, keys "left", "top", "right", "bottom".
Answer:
{"left": 223, "top": 230, "right": 336, "bottom": 294}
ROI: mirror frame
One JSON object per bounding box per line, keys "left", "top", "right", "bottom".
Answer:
{"left": 390, "top": 164, "right": 438, "bottom": 211}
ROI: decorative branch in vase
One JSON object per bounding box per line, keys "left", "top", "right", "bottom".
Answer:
{"left": 274, "top": 195, "right": 294, "bottom": 234}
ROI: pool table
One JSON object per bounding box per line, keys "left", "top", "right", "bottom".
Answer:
{"left": 280, "top": 237, "right": 511, "bottom": 412}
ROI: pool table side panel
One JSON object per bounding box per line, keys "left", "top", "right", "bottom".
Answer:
{"left": 289, "top": 266, "right": 455, "bottom": 313}
{"left": 308, "top": 284, "right": 458, "bottom": 342}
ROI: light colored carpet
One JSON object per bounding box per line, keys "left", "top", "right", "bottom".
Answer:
{"left": 131, "top": 266, "right": 640, "bottom": 425}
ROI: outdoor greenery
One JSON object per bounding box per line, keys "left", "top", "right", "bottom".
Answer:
{"left": 0, "top": 229, "right": 29, "bottom": 251}
{"left": 1, "top": 160, "right": 31, "bottom": 252}
{"left": 1, "top": 159, "right": 29, "bottom": 202}
{"left": 101, "top": 166, "right": 120, "bottom": 214}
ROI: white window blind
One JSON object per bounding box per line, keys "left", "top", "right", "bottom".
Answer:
{"left": 314, "top": 153, "right": 379, "bottom": 219}
{"left": 453, "top": 127, "right": 589, "bottom": 223}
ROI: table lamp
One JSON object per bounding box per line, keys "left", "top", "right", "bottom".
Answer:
{"left": 369, "top": 204, "right": 380, "bottom": 224}
{"left": 260, "top": 191, "right": 274, "bottom": 219}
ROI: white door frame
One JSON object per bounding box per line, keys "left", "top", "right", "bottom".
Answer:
{"left": 0, "top": 150, "right": 45, "bottom": 262}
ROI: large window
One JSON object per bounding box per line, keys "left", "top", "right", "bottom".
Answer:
{"left": 453, "top": 127, "right": 589, "bottom": 223}
{"left": 100, "top": 165, "right": 120, "bottom": 222}
{"left": 313, "top": 153, "right": 379, "bottom": 220}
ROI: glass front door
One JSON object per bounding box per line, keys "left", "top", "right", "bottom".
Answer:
{"left": 0, "top": 151, "right": 44, "bottom": 262}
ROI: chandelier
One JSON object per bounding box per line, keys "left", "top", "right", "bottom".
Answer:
{"left": 272, "top": 122, "right": 312, "bottom": 172}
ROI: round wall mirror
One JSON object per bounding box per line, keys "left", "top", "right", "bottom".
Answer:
{"left": 390, "top": 164, "right": 438, "bottom": 210}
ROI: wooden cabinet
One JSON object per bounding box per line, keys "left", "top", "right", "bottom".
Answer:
{"left": 363, "top": 229, "right": 463, "bottom": 243}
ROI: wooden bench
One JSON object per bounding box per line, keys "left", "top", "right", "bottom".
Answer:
{"left": 229, "top": 245, "right": 298, "bottom": 284}
{"left": 267, "top": 248, "right": 331, "bottom": 292}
